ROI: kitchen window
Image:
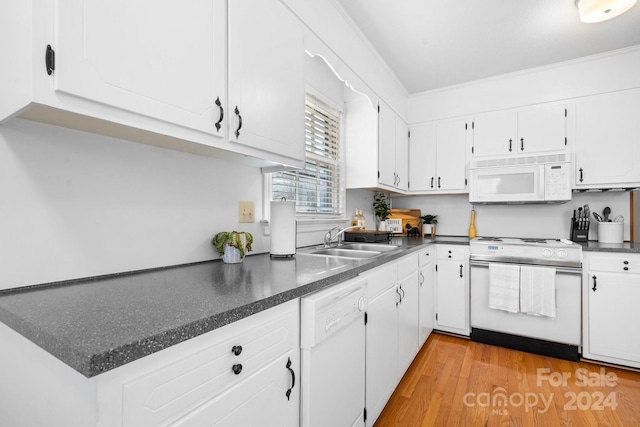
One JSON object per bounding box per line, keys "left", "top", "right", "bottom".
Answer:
{"left": 270, "top": 92, "right": 344, "bottom": 218}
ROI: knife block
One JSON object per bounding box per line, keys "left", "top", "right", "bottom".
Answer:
{"left": 570, "top": 217, "right": 589, "bottom": 242}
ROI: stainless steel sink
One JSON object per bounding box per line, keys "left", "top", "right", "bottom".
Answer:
{"left": 299, "top": 243, "right": 400, "bottom": 259}
{"left": 340, "top": 243, "right": 399, "bottom": 252}
{"left": 306, "top": 248, "right": 382, "bottom": 259}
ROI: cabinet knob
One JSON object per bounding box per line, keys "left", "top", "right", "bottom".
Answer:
{"left": 232, "top": 364, "right": 243, "bottom": 375}
{"left": 232, "top": 345, "right": 243, "bottom": 356}
{"left": 624, "top": 261, "right": 629, "bottom": 265}
{"left": 624, "top": 267, "right": 629, "bottom": 271}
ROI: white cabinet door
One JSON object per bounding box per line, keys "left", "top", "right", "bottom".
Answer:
{"left": 365, "top": 285, "right": 400, "bottom": 427}
{"left": 517, "top": 103, "right": 567, "bottom": 154}
{"left": 228, "top": 0, "right": 305, "bottom": 163}
{"left": 397, "top": 272, "right": 419, "bottom": 375}
{"left": 174, "top": 352, "right": 299, "bottom": 427}
{"left": 575, "top": 90, "right": 640, "bottom": 188}
{"left": 418, "top": 249, "right": 435, "bottom": 347}
{"left": 409, "top": 123, "right": 437, "bottom": 192}
{"left": 55, "top": 0, "right": 225, "bottom": 137}
{"left": 395, "top": 116, "right": 409, "bottom": 191}
{"left": 586, "top": 271, "right": 640, "bottom": 366}
{"left": 378, "top": 103, "right": 397, "bottom": 188}
{"left": 472, "top": 110, "right": 516, "bottom": 157}
{"left": 472, "top": 103, "right": 566, "bottom": 158}
{"left": 436, "top": 119, "right": 468, "bottom": 191}
{"left": 436, "top": 260, "right": 467, "bottom": 332}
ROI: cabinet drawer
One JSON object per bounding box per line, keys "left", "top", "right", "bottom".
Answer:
{"left": 437, "top": 245, "right": 467, "bottom": 261}
{"left": 418, "top": 247, "right": 434, "bottom": 267}
{"left": 588, "top": 253, "right": 640, "bottom": 273}
{"left": 362, "top": 263, "right": 397, "bottom": 298}
{"left": 397, "top": 253, "right": 419, "bottom": 280}
{"left": 117, "top": 300, "right": 298, "bottom": 427}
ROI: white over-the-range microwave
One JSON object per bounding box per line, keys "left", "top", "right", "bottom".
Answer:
{"left": 469, "top": 154, "right": 571, "bottom": 204}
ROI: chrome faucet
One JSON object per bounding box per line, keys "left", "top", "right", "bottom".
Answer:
{"left": 324, "top": 225, "right": 363, "bottom": 247}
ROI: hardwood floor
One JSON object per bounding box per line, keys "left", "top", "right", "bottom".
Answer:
{"left": 374, "top": 333, "right": 640, "bottom": 427}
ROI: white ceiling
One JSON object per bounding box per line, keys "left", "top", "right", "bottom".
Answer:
{"left": 333, "top": 0, "right": 640, "bottom": 94}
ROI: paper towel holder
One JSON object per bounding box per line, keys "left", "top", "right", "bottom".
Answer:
{"left": 270, "top": 198, "right": 297, "bottom": 258}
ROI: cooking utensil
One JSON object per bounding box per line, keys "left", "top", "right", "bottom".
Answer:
{"left": 603, "top": 207, "right": 611, "bottom": 222}
{"left": 593, "top": 212, "right": 603, "bottom": 222}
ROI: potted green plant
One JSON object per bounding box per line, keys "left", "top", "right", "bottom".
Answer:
{"left": 373, "top": 193, "right": 391, "bottom": 231}
{"left": 212, "top": 231, "right": 254, "bottom": 263}
{"left": 421, "top": 214, "right": 438, "bottom": 239}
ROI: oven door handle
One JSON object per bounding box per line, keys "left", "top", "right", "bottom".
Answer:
{"left": 470, "top": 260, "right": 582, "bottom": 275}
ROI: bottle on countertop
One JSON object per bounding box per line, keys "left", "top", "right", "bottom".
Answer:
{"left": 352, "top": 208, "right": 359, "bottom": 227}
{"left": 358, "top": 209, "right": 366, "bottom": 229}
{"left": 468, "top": 208, "right": 477, "bottom": 239}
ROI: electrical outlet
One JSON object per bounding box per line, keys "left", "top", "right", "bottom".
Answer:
{"left": 238, "top": 201, "right": 255, "bottom": 223}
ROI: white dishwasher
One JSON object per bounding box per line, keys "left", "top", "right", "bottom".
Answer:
{"left": 300, "top": 276, "right": 367, "bottom": 427}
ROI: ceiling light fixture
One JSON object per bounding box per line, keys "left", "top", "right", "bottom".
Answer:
{"left": 575, "top": 0, "right": 637, "bottom": 23}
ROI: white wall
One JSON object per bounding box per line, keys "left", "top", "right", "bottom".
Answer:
{"left": 392, "top": 191, "right": 632, "bottom": 241}
{"left": 0, "top": 119, "right": 266, "bottom": 289}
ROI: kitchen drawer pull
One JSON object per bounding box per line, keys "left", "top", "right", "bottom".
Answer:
{"left": 396, "top": 287, "right": 401, "bottom": 307}
{"left": 419, "top": 271, "right": 424, "bottom": 286}
{"left": 285, "top": 357, "right": 296, "bottom": 401}
{"left": 508, "top": 139, "right": 512, "bottom": 152}
{"left": 430, "top": 177, "right": 434, "bottom": 188}
{"left": 214, "top": 97, "right": 224, "bottom": 131}
{"left": 399, "top": 284, "right": 405, "bottom": 301}
{"left": 592, "top": 275, "right": 597, "bottom": 292}
{"left": 234, "top": 106, "right": 242, "bottom": 138}
{"left": 579, "top": 168, "right": 584, "bottom": 183}
{"left": 231, "top": 345, "right": 243, "bottom": 356}
{"left": 437, "top": 177, "right": 441, "bottom": 188}
{"left": 520, "top": 138, "right": 524, "bottom": 151}
{"left": 232, "top": 364, "right": 243, "bottom": 375}
{"left": 459, "top": 264, "right": 463, "bottom": 278}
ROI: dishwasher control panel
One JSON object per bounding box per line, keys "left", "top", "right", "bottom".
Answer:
{"left": 300, "top": 277, "right": 367, "bottom": 349}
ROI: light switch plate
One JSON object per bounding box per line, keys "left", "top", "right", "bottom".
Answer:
{"left": 238, "top": 201, "right": 255, "bottom": 223}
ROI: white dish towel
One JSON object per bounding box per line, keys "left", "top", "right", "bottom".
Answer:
{"left": 488, "top": 263, "right": 521, "bottom": 313}
{"left": 520, "top": 265, "right": 556, "bottom": 318}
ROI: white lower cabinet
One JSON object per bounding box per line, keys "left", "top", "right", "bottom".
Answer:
{"left": 363, "top": 252, "right": 421, "bottom": 427}
{"left": 435, "top": 245, "right": 470, "bottom": 336}
{"left": 98, "top": 299, "right": 300, "bottom": 427}
{"left": 583, "top": 252, "right": 640, "bottom": 369}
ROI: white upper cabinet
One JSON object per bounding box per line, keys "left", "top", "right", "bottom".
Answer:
{"left": 54, "top": 0, "right": 226, "bottom": 138}
{"left": 378, "top": 103, "right": 409, "bottom": 191}
{"left": 409, "top": 118, "right": 468, "bottom": 193}
{"left": 1, "top": 0, "right": 305, "bottom": 169}
{"left": 345, "top": 98, "right": 408, "bottom": 193}
{"left": 574, "top": 89, "right": 640, "bottom": 189}
{"left": 228, "top": 0, "right": 305, "bottom": 165}
{"left": 472, "top": 102, "right": 567, "bottom": 158}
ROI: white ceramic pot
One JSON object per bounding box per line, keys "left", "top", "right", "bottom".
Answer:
{"left": 222, "top": 245, "right": 243, "bottom": 263}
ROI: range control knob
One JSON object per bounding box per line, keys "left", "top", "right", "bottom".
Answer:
{"left": 556, "top": 249, "right": 568, "bottom": 258}
{"left": 542, "top": 248, "right": 553, "bottom": 258}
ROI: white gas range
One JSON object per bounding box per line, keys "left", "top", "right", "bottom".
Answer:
{"left": 469, "top": 237, "right": 583, "bottom": 361}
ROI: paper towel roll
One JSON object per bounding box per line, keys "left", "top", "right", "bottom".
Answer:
{"left": 270, "top": 200, "right": 296, "bottom": 256}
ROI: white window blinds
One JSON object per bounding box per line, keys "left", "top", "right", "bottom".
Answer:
{"left": 272, "top": 94, "right": 342, "bottom": 216}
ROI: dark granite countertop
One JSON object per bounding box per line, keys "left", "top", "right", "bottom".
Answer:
{"left": 0, "top": 236, "right": 467, "bottom": 378}
{"left": 579, "top": 240, "right": 640, "bottom": 254}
